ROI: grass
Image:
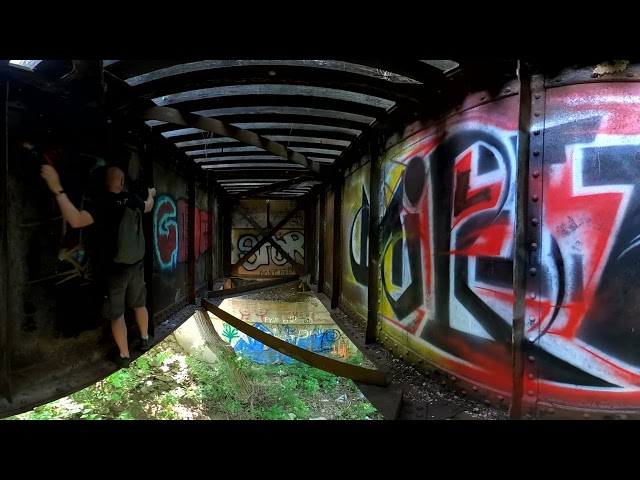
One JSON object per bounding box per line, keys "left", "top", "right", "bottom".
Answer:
{"left": 3, "top": 337, "right": 384, "bottom": 421}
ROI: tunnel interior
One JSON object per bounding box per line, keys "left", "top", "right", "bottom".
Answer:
{"left": 2, "top": 58, "right": 640, "bottom": 420}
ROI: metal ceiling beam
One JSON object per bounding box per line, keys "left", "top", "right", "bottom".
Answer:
{"left": 177, "top": 131, "right": 357, "bottom": 151}
{"left": 211, "top": 170, "right": 305, "bottom": 180}
{"left": 106, "top": 59, "right": 202, "bottom": 80}
{"left": 187, "top": 148, "right": 341, "bottom": 159}
{"left": 230, "top": 176, "right": 314, "bottom": 199}
{"left": 339, "top": 59, "right": 447, "bottom": 85}
{"left": 0, "top": 64, "right": 64, "bottom": 94}
{"left": 151, "top": 114, "right": 370, "bottom": 136}
{"left": 144, "top": 94, "right": 386, "bottom": 122}
{"left": 139, "top": 105, "right": 323, "bottom": 175}
{"left": 130, "top": 65, "right": 427, "bottom": 109}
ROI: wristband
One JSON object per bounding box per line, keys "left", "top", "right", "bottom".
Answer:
{"left": 54, "top": 190, "right": 65, "bottom": 196}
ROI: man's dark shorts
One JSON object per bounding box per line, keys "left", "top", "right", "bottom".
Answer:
{"left": 101, "top": 261, "right": 147, "bottom": 321}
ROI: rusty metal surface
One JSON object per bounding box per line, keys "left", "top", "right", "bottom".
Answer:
{"left": 207, "top": 276, "right": 299, "bottom": 298}
{"left": 510, "top": 61, "right": 533, "bottom": 419}
{"left": 523, "top": 73, "right": 545, "bottom": 419}
{"left": 0, "top": 80, "right": 9, "bottom": 400}
{"left": 139, "top": 106, "right": 322, "bottom": 175}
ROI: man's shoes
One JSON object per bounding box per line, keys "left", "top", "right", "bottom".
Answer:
{"left": 108, "top": 349, "right": 132, "bottom": 369}
{"left": 137, "top": 335, "right": 155, "bottom": 352}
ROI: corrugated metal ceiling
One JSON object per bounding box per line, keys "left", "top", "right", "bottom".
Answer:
{"left": 7, "top": 59, "right": 465, "bottom": 199}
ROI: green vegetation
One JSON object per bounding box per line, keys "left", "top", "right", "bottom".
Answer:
{"left": 3, "top": 338, "right": 384, "bottom": 421}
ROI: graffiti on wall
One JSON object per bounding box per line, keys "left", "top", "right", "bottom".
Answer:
{"left": 231, "top": 229, "right": 304, "bottom": 275}
{"left": 209, "top": 297, "right": 362, "bottom": 364}
{"left": 153, "top": 193, "right": 213, "bottom": 271}
{"left": 525, "top": 83, "right": 640, "bottom": 405}
{"left": 342, "top": 162, "right": 370, "bottom": 318}
{"left": 375, "top": 86, "right": 640, "bottom": 408}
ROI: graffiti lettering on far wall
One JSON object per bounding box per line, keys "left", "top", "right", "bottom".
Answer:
{"left": 153, "top": 194, "right": 213, "bottom": 270}
{"left": 232, "top": 229, "right": 304, "bottom": 274}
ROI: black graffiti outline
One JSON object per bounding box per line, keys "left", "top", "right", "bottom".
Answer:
{"left": 349, "top": 185, "right": 369, "bottom": 286}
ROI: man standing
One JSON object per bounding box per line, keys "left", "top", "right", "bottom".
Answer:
{"left": 41, "top": 163, "right": 156, "bottom": 368}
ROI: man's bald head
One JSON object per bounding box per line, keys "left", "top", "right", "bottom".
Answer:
{"left": 105, "top": 167, "right": 125, "bottom": 193}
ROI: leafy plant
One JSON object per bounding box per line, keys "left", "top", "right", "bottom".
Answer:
{"left": 3, "top": 335, "right": 384, "bottom": 421}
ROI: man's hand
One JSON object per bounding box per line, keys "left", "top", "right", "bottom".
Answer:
{"left": 40, "top": 165, "right": 62, "bottom": 193}
{"left": 144, "top": 187, "right": 157, "bottom": 213}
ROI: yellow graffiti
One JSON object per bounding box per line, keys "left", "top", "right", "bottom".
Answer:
{"left": 383, "top": 161, "right": 405, "bottom": 207}
{"left": 380, "top": 230, "right": 406, "bottom": 319}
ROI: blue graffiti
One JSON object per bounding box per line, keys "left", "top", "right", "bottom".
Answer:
{"left": 153, "top": 194, "right": 179, "bottom": 270}
{"left": 231, "top": 323, "right": 340, "bottom": 365}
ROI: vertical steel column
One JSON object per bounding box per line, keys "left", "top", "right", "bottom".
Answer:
{"left": 0, "top": 80, "right": 11, "bottom": 400}
{"left": 366, "top": 139, "right": 382, "bottom": 344}
{"left": 511, "top": 60, "right": 534, "bottom": 420}
{"left": 205, "top": 173, "right": 214, "bottom": 290}
{"left": 304, "top": 192, "right": 318, "bottom": 281}
{"left": 317, "top": 190, "right": 326, "bottom": 293}
{"left": 143, "top": 133, "right": 155, "bottom": 328}
{"left": 221, "top": 196, "right": 233, "bottom": 277}
{"left": 186, "top": 173, "right": 196, "bottom": 303}
{"left": 521, "top": 69, "right": 546, "bottom": 420}
{"left": 331, "top": 176, "right": 343, "bottom": 309}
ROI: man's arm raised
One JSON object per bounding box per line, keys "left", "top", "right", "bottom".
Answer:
{"left": 40, "top": 165, "right": 94, "bottom": 228}
{"left": 144, "top": 187, "right": 156, "bottom": 213}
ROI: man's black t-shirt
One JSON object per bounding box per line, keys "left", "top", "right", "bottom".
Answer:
{"left": 85, "top": 191, "right": 146, "bottom": 273}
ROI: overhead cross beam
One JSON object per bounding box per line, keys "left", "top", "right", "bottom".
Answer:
{"left": 138, "top": 105, "right": 323, "bottom": 175}
{"left": 230, "top": 175, "right": 314, "bottom": 199}
{"left": 231, "top": 202, "right": 305, "bottom": 276}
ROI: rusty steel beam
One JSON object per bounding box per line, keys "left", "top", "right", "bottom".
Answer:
{"left": 521, "top": 69, "right": 546, "bottom": 420}
{"left": 340, "top": 59, "right": 445, "bottom": 86}
{"left": 205, "top": 174, "right": 214, "bottom": 290}
{"left": 0, "top": 80, "right": 10, "bottom": 400}
{"left": 304, "top": 194, "right": 318, "bottom": 280}
{"left": 207, "top": 275, "right": 299, "bottom": 298}
{"left": 231, "top": 202, "right": 305, "bottom": 276}
{"left": 317, "top": 191, "right": 326, "bottom": 293}
{"left": 186, "top": 172, "right": 196, "bottom": 303}
{"left": 366, "top": 139, "right": 382, "bottom": 344}
{"left": 221, "top": 195, "right": 232, "bottom": 277}
{"left": 331, "top": 176, "right": 343, "bottom": 309}
{"left": 511, "top": 60, "right": 534, "bottom": 420}
{"left": 0, "top": 64, "right": 64, "bottom": 95}
{"left": 230, "top": 176, "right": 312, "bottom": 200}
{"left": 201, "top": 299, "right": 387, "bottom": 386}
{"left": 139, "top": 106, "right": 323, "bottom": 175}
